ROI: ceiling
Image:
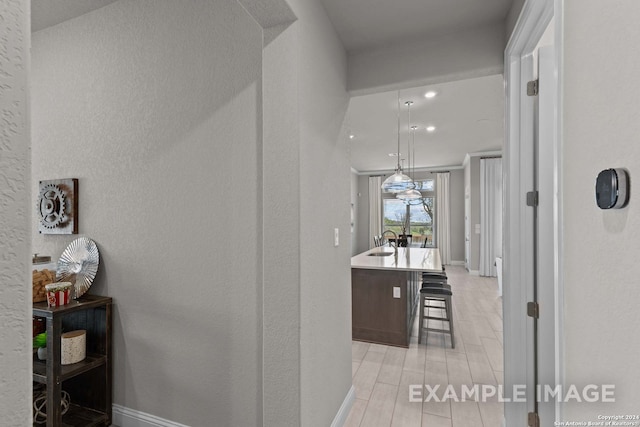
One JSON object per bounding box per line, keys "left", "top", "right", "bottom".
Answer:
{"left": 319, "top": 0, "right": 513, "bottom": 173}
{"left": 31, "top": 0, "right": 120, "bottom": 32}
{"left": 320, "top": 0, "right": 513, "bottom": 53}
{"left": 348, "top": 75, "right": 504, "bottom": 173}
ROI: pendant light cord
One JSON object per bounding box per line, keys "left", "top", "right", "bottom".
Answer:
{"left": 396, "top": 92, "right": 401, "bottom": 171}
{"left": 405, "top": 101, "right": 413, "bottom": 184}
{"left": 411, "top": 125, "right": 417, "bottom": 181}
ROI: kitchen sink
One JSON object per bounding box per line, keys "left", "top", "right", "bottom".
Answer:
{"left": 367, "top": 252, "right": 394, "bottom": 257}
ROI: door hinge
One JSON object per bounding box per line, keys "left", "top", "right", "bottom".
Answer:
{"left": 527, "top": 302, "right": 539, "bottom": 319}
{"left": 527, "top": 79, "right": 539, "bottom": 96}
{"left": 526, "top": 191, "right": 539, "bottom": 207}
{"left": 528, "top": 411, "right": 540, "bottom": 427}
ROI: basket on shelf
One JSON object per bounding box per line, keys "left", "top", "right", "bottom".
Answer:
{"left": 33, "top": 387, "right": 70, "bottom": 425}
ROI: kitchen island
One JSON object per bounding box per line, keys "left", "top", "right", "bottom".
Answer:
{"left": 351, "top": 246, "right": 442, "bottom": 347}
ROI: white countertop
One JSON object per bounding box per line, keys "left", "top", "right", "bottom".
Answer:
{"left": 351, "top": 246, "right": 442, "bottom": 272}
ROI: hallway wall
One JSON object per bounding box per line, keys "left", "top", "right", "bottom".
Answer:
{"left": 30, "top": 0, "right": 353, "bottom": 425}
{"left": 563, "top": 0, "right": 640, "bottom": 418}
{"left": 285, "top": 0, "right": 354, "bottom": 424}
{"left": 31, "top": 1, "right": 264, "bottom": 424}
{"left": 0, "top": 0, "right": 31, "bottom": 424}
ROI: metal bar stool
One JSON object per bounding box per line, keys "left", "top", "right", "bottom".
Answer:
{"left": 418, "top": 283, "right": 455, "bottom": 348}
{"left": 422, "top": 271, "right": 447, "bottom": 282}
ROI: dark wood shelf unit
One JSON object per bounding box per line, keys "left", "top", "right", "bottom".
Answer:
{"left": 32, "top": 294, "right": 112, "bottom": 427}
{"left": 59, "top": 403, "right": 109, "bottom": 427}
{"left": 32, "top": 294, "right": 112, "bottom": 317}
{"left": 33, "top": 354, "right": 107, "bottom": 384}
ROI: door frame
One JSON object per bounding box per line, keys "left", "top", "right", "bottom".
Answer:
{"left": 503, "top": 0, "right": 564, "bottom": 425}
{"left": 464, "top": 187, "right": 470, "bottom": 270}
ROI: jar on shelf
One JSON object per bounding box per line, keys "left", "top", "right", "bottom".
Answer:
{"left": 32, "top": 254, "right": 56, "bottom": 303}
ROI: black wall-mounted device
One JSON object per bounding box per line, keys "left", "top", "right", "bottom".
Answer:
{"left": 595, "top": 168, "right": 629, "bottom": 209}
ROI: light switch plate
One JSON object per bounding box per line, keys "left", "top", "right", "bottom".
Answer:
{"left": 393, "top": 287, "right": 401, "bottom": 298}
{"left": 475, "top": 224, "right": 481, "bottom": 234}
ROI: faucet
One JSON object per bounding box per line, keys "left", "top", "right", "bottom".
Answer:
{"left": 381, "top": 230, "right": 398, "bottom": 257}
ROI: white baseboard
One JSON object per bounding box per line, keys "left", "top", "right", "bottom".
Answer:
{"left": 331, "top": 385, "right": 355, "bottom": 427}
{"left": 112, "top": 404, "right": 190, "bottom": 427}
{"left": 467, "top": 269, "right": 480, "bottom": 276}
{"left": 450, "top": 260, "right": 465, "bottom": 266}
{"left": 114, "top": 386, "right": 356, "bottom": 427}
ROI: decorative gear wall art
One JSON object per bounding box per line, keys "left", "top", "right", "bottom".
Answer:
{"left": 37, "top": 178, "right": 78, "bottom": 234}
{"left": 38, "top": 184, "right": 66, "bottom": 229}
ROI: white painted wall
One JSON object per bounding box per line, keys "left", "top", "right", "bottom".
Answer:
{"left": 448, "top": 169, "right": 466, "bottom": 263}
{"left": 284, "top": 0, "right": 354, "bottom": 425}
{"left": 505, "top": 0, "right": 526, "bottom": 43}
{"left": 348, "top": 23, "right": 505, "bottom": 96}
{"left": 261, "top": 19, "right": 302, "bottom": 427}
{"left": 464, "top": 157, "right": 471, "bottom": 268}
{"left": 30, "top": 1, "right": 353, "bottom": 425}
{"left": 0, "top": 1, "right": 31, "bottom": 424}
{"left": 31, "top": 1, "right": 264, "bottom": 425}
{"left": 469, "top": 157, "right": 482, "bottom": 272}
{"left": 351, "top": 170, "right": 359, "bottom": 255}
{"left": 563, "top": 0, "right": 640, "bottom": 419}
{"left": 355, "top": 174, "right": 371, "bottom": 254}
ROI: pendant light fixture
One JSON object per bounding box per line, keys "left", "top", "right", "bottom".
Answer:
{"left": 381, "top": 93, "right": 413, "bottom": 193}
{"left": 397, "top": 101, "right": 423, "bottom": 203}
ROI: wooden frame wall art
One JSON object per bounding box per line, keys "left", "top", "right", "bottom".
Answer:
{"left": 37, "top": 178, "right": 78, "bottom": 234}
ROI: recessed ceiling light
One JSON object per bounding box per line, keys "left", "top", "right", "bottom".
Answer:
{"left": 426, "top": 126, "right": 436, "bottom": 132}
{"left": 349, "top": 134, "right": 355, "bottom": 139}
{"left": 424, "top": 91, "right": 437, "bottom": 99}
{"left": 388, "top": 153, "right": 401, "bottom": 157}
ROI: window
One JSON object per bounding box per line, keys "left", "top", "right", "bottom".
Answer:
{"left": 383, "top": 199, "right": 408, "bottom": 236}
{"left": 413, "top": 179, "right": 435, "bottom": 192}
{"left": 409, "top": 198, "right": 434, "bottom": 246}
{"left": 382, "top": 183, "right": 435, "bottom": 247}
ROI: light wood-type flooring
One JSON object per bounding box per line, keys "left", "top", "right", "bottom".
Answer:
{"left": 346, "top": 266, "right": 504, "bottom": 427}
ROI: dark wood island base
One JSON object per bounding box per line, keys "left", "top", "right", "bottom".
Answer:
{"left": 351, "top": 268, "right": 420, "bottom": 348}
